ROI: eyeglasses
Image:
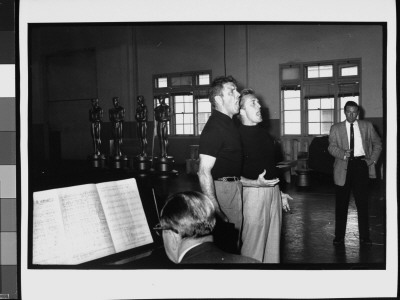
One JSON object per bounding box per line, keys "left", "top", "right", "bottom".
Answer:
{"left": 153, "top": 223, "right": 176, "bottom": 236}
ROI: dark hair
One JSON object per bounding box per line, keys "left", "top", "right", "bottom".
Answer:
{"left": 208, "top": 75, "right": 238, "bottom": 108}
{"left": 160, "top": 191, "right": 216, "bottom": 239}
{"left": 344, "top": 101, "right": 359, "bottom": 111}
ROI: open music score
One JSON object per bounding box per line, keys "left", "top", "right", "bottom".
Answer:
{"left": 32, "top": 178, "right": 153, "bottom": 265}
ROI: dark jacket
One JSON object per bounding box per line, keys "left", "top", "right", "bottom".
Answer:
{"left": 180, "top": 242, "right": 260, "bottom": 264}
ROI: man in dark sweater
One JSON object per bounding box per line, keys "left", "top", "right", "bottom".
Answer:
{"left": 238, "top": 88, "right": 293, "bottom": 263}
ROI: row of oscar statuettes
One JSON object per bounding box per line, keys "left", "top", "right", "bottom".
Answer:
{"left": 89, "top": 95, "right": 173, "bottom": 172}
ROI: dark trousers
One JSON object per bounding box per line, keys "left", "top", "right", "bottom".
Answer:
{"left": 335, "top": 159, "right": 370, "bottom": 240}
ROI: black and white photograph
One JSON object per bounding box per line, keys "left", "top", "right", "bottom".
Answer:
{"left": 13, "top": 0, "right": 400, "bottom": 299}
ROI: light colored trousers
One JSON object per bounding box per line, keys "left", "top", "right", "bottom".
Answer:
{"left": 241, "top": 185, "right": 282, "bottom": 263}
{"left": 214, "top": 180, "right": 243, "bottom": 239}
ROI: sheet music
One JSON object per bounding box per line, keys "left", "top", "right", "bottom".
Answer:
{"left": 32, "top": 189, "right": 69, "bottom": 264}
{"left": 56, "top": 184, "right": 116, "bottom": 264}
{"left": 96, "top": 178, "right": 153, "bottom": 253}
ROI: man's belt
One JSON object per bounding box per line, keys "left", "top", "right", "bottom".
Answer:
{"left": 349, "top": 155, "right": 366, "bottom": 161}
{"left": 216, "top": 176, "right": 240, "bottom": 182}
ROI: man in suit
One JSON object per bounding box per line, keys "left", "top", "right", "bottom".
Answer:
{"left": 155, "top": 191, "right": 259, "bottom": 264}
{"left": 328, "top": 101, "right": 382, "bottom": 246}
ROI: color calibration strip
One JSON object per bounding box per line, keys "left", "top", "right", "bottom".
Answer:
{"left": 0, "top": 0, "right": 18, "bottom": 298}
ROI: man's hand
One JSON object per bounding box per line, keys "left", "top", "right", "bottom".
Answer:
{"left": 257, "top": 170, "right": 280, "bottom": 187}
{"left": 344, "top": 149, "right": 353, "bottom": 160}
{"left": 281, "top": 192, "right": 293, "bottom": 212}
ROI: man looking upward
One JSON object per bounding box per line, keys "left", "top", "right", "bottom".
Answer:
{"left": 238, "top": 88, "right": 292, "bottom": 263}
{"left": 198, "top": 76, "right": 243, "bottom": 249}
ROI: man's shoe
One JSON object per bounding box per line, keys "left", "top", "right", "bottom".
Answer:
{"left": 333, "top": 237, "right": 344, "bottom": 245}
{"left": 360, "top": 238, "right": 372, "bottom": 246}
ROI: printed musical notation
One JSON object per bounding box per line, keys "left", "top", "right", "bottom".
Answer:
{"left": 32, "top": 178, "right": 153, "bottom": 265}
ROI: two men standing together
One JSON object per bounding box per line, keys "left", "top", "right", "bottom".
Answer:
{"left": 198, "top": 76, "right": 291, "bottom": 263}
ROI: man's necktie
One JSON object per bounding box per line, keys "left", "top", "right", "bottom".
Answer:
{"left": 350, "top": 123, "right": 354, "bottom": 158}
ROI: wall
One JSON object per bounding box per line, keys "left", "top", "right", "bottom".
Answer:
{"left": 30, "top": 25, "right": 137, "bottom": 160}
{"left": 30, "top": 23, "right": 384, "bottom": 164}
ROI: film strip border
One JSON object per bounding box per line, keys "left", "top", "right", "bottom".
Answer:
{"left": 0, "top": 0, "right": 18, "bottom": 298}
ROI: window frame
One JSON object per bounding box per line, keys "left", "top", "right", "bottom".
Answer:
{"left": 280, "top": 59, "right": 361, "bottom": 137}
{"left": 153, "top": 70, "right": 212, "bottom": 136}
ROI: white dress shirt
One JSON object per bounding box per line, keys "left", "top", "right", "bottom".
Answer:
{"left": 346, "top": 120, "right": 365, "bottom": 157}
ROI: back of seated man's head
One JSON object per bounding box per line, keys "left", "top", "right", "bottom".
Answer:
{"left": 159, "top": 191, "right": 216, "bottom": 263}
{"left": 160, "top": 191, "right": 216, "bottom": 238}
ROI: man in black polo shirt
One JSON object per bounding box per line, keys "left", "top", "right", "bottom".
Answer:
{"left": 198, "top": 75, "right": 241, "bottom": 219}
{"left": 198, "top": 76, "right": 242, "bottom": 250}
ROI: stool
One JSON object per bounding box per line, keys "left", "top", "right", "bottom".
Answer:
{"left": 296, "top": 169, "right": 311, "bottom": 187}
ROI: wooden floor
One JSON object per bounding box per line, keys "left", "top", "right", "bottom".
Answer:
{"left": 154, "top": 165, "right": 386, "bottom": 269}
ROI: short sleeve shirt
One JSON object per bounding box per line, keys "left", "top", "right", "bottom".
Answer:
{"left": 199, "top": 110, "right": 242, "bottom": 179}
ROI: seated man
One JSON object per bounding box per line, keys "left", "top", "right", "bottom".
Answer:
{"left": 156, "top": 191, "right": 259, "bottom": 264}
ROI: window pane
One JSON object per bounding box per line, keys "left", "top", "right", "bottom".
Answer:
{"left": 157, "top": 77, "right": 168, "bottom": 88}
{"left": 184, "top": 103, "right": 193, "bottom": 113}
{"left": 308, "top": 123, "right": 320, "bottom": 135}
{"left": 175, "top": 95, "right": 184, "bottom": 102}
{"left": 285, "top": 123, "right": 301, "bottom": 135}
{"left": 307, "top": 65, "right": 333, "bottom": 78}
{"left": 283, "top": 90, "right": 300, "bottom": 98}
{"left": 282, "top": 67, "right": 300, "bottom": 81}
{"left": 175, "top": 114, "right": 183, "bottom": 123}
{"left": 340, "top": 65, "right": 358, "bottom": 76}
{"left": 175, "top": 103, "right": 184, "bottom": 113}
{"left": 171, "top": 75, "right": 192, "bottom": 86}
{"left": 176, "top": 125, "right": 184, "bottom": 134}
{"left": 308, "top": 98, "right": 320, "bottom": 109}
{"left": 198, "top": 101, "right": 211, "bottom": 112}
{"left": 284, "top": 98, "right": 300, "bottom": 110}
{"left": 308, "top": 110, "right": 320, "bottom": 122}
{"left": 321, "top": 98, "right": 334, "bottom": 109}
{"left": 319, "top": 66, "right": 333, "bottom": 77}
{"left": 183, "top": 95, "right": 192, "bottom": 103}
{"left": 184, "top": 125, "right": 193, "bottom": 134}
{"left": 183, "top": 114, "right": 193, "bottom": 123}
{"left": 321, "top": 123, "right": 332, "bottom": 135}
{"left": 198, "top": 74, "right": 210, "bottom": 85}
{"left": 284, "top": 111, "right": 300, "bottom": 122}
{"left": 307, "top": 66, "right": 319, "bottom": 78}
{"left": 321, "top": 110, "right": 333, "bottom": 122}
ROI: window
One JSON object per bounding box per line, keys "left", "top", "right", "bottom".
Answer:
{"left": 282, "top": 87, "right": 301, "bottom": 135}
{"left": 153, "top": 71, "right": 212, "bottom": 136}
{"left": 305, "top": 64, "right": 333, "bottom": 78}
{"left": 280, "top": 59, "right": 361, "bottom": 136}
